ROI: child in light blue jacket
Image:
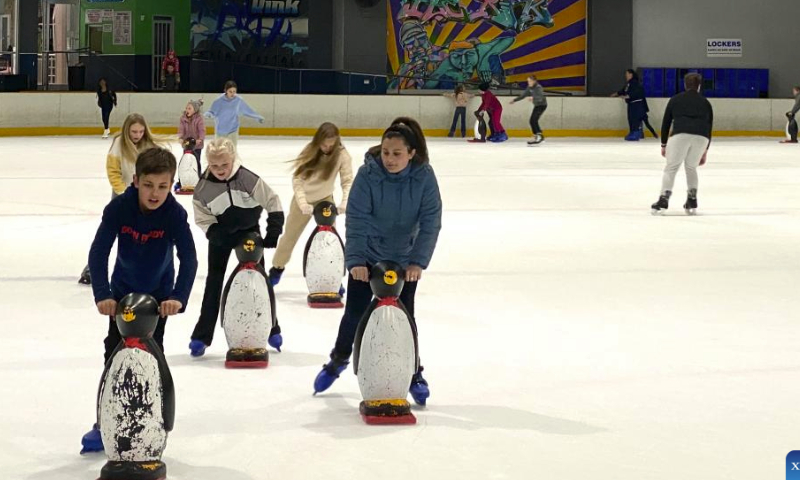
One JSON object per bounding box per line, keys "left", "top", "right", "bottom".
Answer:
{"left": 204, "top": 80, "right": 264, "bottom": 147}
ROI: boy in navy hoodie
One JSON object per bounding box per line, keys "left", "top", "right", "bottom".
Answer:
{"left": 81, "top": 147, "right": 198, "bottom": 454}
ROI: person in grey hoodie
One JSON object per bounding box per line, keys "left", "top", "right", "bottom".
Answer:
{"left": 312, "top": 117, "right": 443, "bottom": 407}
{"left": 511, "top": 75, "right": 547, "bottom": 145}
{"left": 781, "top": 85, "right": 800, "bottom": 144}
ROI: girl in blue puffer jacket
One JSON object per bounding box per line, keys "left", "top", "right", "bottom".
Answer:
{"left": 313, "top": 117, "right": 443, "bottom": 405}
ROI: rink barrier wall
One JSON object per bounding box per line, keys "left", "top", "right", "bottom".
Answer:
{"left": 0, "top": 93, "right": 791, "bottom": 137}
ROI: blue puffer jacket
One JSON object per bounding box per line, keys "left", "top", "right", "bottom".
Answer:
{"left": 345, "top": 151, "right": 442, "bottom": 270}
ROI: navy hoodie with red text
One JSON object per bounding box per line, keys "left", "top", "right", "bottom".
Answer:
{"left": 88, "top": 185, "right": 198, "bottom": 310}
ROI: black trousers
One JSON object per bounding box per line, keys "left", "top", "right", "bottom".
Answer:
{"left": 789, "top": 118, "right": 798, "bottom": 142}
{"left": 627, "top": 102, "right": 647, "bottom": 134}
{"left": 104, "top": 315, "right": 166, "bottom": 365}
{"left": 530, "top": 105, "right": 547, "bottom": 135}
{"left": 449, "top": 107, "right": 467, "bottom": 136}
{"left": 191, "top": 241, "right": 275, "bottom": 346}
{"left": 334, "top": 272, "right": 418, "bottom": 358}
{"left": 101, "top": 106, "right": 113, "bottom": 129}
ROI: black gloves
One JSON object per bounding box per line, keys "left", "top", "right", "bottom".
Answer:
{"left": 206, "top": 224, "right": 225, "bottom": 247}
{"left": 263, "top": 234, "right": 278, "bottom": 249}
{"left": 264, "top": 211, "right": 284, "bottom": 249}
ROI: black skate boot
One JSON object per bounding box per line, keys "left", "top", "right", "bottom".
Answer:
{"left": 684, "top": 189, "right": 698, "bottom": 215}
{"left": 651, "top": 190, "right": 671, "bottom": 215}
{"left": 78, "top": 266, "right": 91, "bottom": 285}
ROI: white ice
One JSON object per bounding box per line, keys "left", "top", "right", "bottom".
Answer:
{"left": 0, "top": 135, "right": 799, "bottom": 480}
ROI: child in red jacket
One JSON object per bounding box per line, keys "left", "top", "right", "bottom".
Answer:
{"left": 476, "top": 83, "right": 507, "bottom": 143}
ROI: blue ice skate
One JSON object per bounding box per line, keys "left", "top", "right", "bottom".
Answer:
{"left": 409, "top": 368, "right": 430, "bottom": 406}
{"left": 313, "top": 353, "right": 350, "bottom": 394}
{"left": 80, "top": 423, "right": 103, "bottom": 455}
{"left": 189, "top": 339, "right": 207, "bottom": 357}
{"left": 268, "top": 333, "right": 283, "bottom": 352}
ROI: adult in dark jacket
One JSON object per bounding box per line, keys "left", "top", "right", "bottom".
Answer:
{"left": 613, "top": 69, "right": 657, "bottom": 141}
{"left": 651, "top": 73, "right": 714, "bottom": 215}
{"left": 313, "top": 117, "right": 443, "bottom": 406}
{"left": 97, "top": 78, "right": 117, "bottom": 139}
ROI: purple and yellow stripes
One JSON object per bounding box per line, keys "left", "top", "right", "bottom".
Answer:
{"left": 388, "top": 0, "right": 587, "bottom": 92}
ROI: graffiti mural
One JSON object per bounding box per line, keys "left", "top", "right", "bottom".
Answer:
{"left": 191, "top": 0, "right": 308, "bottom": 67}
{"left": 388, "top": 0, "right": 587, "bottom": 92}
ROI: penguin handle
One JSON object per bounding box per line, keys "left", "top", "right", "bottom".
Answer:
{"left": 145, "top": 337, "right": 175, "bottom": 432}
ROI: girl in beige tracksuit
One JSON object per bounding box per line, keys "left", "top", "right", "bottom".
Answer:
{"left": 269, "top": 122, "right": 353, "bottom": 285}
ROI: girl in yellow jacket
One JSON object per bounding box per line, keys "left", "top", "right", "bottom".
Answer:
{"left": 106, "top": 113, "right": 166, "bottom": 195}
{"left": 79, "top": 113, "right": 168, "bottom": 285}
{"left": 269, "top": 122, "right": 353, "bottom": 285}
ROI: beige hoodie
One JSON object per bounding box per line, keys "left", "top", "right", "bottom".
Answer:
{"left": 292, "top": 147, "right": 354, "bottom": 208}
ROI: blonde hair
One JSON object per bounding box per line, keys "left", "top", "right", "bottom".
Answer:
{"left": 204, "top": 137, "right": 237, "bottom": 177}
{"left": 291, "top": 122, "right": 342, "bottom": 181}
{"left": 111, "top": 113, "right": 167, "bottom": 164}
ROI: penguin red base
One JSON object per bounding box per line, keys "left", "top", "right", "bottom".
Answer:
{"left": 225, "top": 348, "right": 268, "bottom": 369}
{"left": 307, "top": 294, "right": 344, "bottom": 309}
{"left": 99, "top": 460, "right": 166, "bottom": 480}
{"left": 225, "top": 360, "right": 268, "bottom": 369}
{"left": 358, "top": 400, "right": 416, "bottom": 425}
{"left": 361, "top": 413, "right": 417, "bottom": 425}
{"left": 175, "top": 188, "right": 194, "bottom": 195}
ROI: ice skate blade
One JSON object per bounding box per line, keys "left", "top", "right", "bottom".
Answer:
{"left": 225, "top": 360, "right": 268, "bottom": 369}
{"left": 685, "top": 208, "right": 697, "bottom": 216}
{"left": 651, "top": 209, "right": 666, "bottom": 216}
{"left": 361, "top": 413, "right": 417, "bottom": 425}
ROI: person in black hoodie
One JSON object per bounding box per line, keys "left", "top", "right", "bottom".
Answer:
{"left": 613, "top": 69, "right": 657, "bottom": 141}
{"left": 81, "top": 147, "right": 198, "bottom": 452}
{"left": 651, "top": 73, "right": 714, "bottom": 215}
{"left": 189, "top": 137, "right": 285, "bottom": 357}
{"left": 97, "top": 78, "right": 117, "bottom": 139}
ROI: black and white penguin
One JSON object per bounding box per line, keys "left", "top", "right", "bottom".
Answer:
{"left": 352, "top": 261, "right": 419, "bottom": 425}
{"left": 468, "top": 111, "right": 488, "bottom": 143}
{"left": 96, "top": 293, "right": 174, "bottom": 480}
{"left": 175, "top": 137, "right": 200, "bottom": 195}
{"left": 302, "top": 201, "right": 345, "bottom": 308}
{"left": 220, "top": 231, "right": 278, "bottom": 368}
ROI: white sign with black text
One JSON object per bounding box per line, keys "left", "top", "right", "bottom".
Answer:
{"left": 707, "top": 39, "right": 743, "bottom": 57}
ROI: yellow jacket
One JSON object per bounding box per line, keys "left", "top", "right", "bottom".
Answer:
{"left": 106, "top": 138, "right": 136, "bottom": 195}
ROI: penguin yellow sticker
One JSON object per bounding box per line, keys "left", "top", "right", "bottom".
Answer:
{"left": 121, "top": 307, "right": 136, "bottom": 322}
{"left": 322, "top": 207, "right": 332, "bottom": 217}
{"left": 244, "top": 239, "right": 256, "bottom": 252}
{"left": 384, "top": 270, "right": 398, "bottom": 285}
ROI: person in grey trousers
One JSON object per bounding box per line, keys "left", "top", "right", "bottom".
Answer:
{"left": 651, "top": 73, "right": 713, "bottom": 215}
{"left": 511, "top": 74, "right": 547, "bottom": 145}
{"left": 781, "top": 85, "right": 800, "bottom": 144}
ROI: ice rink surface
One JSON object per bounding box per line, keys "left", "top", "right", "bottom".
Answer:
{"left": 0, "top": 135, "right": 798, "bottom": 480}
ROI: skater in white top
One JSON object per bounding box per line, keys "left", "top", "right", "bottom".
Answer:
{"left": 651, "top": 73, "right": 713, "bottom": 215}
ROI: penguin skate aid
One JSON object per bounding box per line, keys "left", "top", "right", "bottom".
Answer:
{"left": 93, "top": 294, "right": 175, "bottom": 480}
{"left": 353, "top": 262, "right": 421, "bottom": 424}
{"left": 302, "top": 201, "right": 346, "bottom": 308}
{"left": 311, "top": 117, "right": 443, "bottom": 421}
{"left": 220, "top": 231, "right": 279, "bottom": 368}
